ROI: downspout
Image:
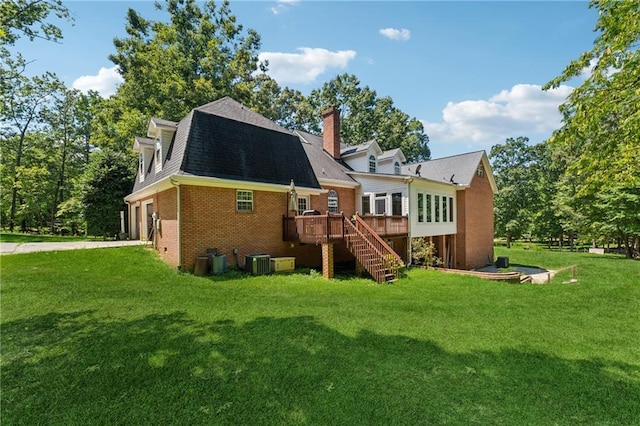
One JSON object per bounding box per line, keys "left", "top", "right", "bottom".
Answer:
{"left": 405, "top": 177, "right": 414, "bottom": 266}
{"left": 124, "top": 201, "right": 130, "bottom": 237}
{"left": 171, "top": 177, "right": 182, "bottom": 270}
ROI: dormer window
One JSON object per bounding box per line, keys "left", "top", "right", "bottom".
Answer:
{"left": 369, "top": 155, "right": 377, "bottom": 173}
{"left": 394, "top": 161, "right": 400, "bottom": 175}
{"left": 139, "top": 154, "right": 145, "bottom": 182}
{"left": 155, "top": 139, "right": 162, "bottom": 172}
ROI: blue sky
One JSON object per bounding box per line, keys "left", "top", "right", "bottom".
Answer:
{"left": 13, "top": 1, "right": 599, "bottom": 159}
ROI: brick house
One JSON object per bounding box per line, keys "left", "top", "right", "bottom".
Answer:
{"left": 125, "top": 96, "right": 496, "bottom": 280}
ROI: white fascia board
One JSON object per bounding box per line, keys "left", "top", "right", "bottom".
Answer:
{"left": 318, "top": 177, "right": 360, "bottom": 189}
{"left": 124, "top": 176, "right": 175, "bottom": 202}
{"left": 346, "top": 171, "right": 412, "bottom": 183}
{"left": 125, "top": 174, "right": 325, "bottom": 202}
{"left": 480, "top": 153, "right": 499, "bottom": 193}
{"left": 147, "top": 119, "right": 178, "bottom": 138}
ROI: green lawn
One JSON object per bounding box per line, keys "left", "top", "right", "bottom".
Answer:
{"left": 1, "top": 246, "right": 639, "bottom": 425}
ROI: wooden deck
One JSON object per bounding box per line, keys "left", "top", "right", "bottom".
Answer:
{"left": 283, "top": 214, "right": 408, "bottom": 243}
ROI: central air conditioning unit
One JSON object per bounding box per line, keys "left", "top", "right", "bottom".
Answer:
{"left": 245, "top": 254, "right": 271, "bottom": 275}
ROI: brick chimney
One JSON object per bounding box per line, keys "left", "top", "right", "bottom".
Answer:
{"left": 322, "top": 107, "right": 341, "bottom": 159}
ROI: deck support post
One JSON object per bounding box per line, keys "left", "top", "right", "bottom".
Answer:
{"left": 322, "top": 242, "right": 334, "bottom": 280}
{"left": 355, "top": 259, "right": 364, "bottom": 276}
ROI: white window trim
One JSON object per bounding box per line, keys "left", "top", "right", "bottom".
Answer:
{"left": 236, "top": 190, "right": 254, "bottom": 212}
{"left": 328, "top": 190, "right": 339, "bottom": 213}
{"left": 139, "top": 154, "right": 145, "bottom": 182}
{"left": 297, "top": 195, "right": 309, "bottom": 215}
{"left": 155, "top": 139, "right": 162, "bottom": 173}
{"left": 374, "top": 192, "right": 388, "bottom": 215}
{"left": 368, "top": 155, "right": 377, "bottom": 173}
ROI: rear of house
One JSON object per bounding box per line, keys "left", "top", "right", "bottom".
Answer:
{"left": 125, "top": 96, "right": 497, "bottom": 277}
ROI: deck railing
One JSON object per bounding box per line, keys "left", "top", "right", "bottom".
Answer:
{"left": 291, "top": 213, "right": 345, "bottom": 244}
{"left": 359, "top": 215, "right": 408, "bottom": 236}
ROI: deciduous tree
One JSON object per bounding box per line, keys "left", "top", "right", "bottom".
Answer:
{"left": 544, "top": 0, "right": 640, "bottom": 257}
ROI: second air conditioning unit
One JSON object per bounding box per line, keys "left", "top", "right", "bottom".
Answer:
{"left": 245, "top": 254, "right": 271, "bottom": 275}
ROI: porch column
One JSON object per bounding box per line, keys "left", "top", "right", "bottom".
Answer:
{"left": 322, "top": 243, "right": 334, "bottom": 279}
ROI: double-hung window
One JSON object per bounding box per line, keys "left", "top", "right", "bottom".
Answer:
{"left": 236, "top": 190, "right": 254, "bottom": 212}
{"left": 369, "top": 155, "right": 377, "bottom": 173}
{"left": 297, "top": 196, "right": 309, "bottom": 215}
{"left": 328, "top": 190, "right": 339, "bottom": 213}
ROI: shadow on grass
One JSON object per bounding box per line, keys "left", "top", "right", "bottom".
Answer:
{"left": 2, "top": 312, "right": 638, "bottom": 425}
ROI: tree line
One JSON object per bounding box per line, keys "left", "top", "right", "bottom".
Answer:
{"left": 1, "top": 0, "right": 638, "bottom": 257}
{"left": 490, "top": 0, "right": 639, "bottom": 258}
{"left": 1, "top": 0, "right": 429, "bottom": 237}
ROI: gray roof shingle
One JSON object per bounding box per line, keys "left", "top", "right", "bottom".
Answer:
{"left": 295, "top": 130, "right": 357, "bottom": 184}
{"left": 402, "top": 151, "right": 486, "bottom": 186}
{"left": 181, "top": 111, "right": 319, "bottom": 188}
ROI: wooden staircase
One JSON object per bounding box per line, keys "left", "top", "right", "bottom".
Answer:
{"left": 343, "top": 215, "right": 404, "bottom": 283}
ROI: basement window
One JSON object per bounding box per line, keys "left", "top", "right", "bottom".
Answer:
{"left": 236, "top": 190, "right": 254, "bottom": 212}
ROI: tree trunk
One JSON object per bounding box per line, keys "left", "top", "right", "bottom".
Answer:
{"left": 9, "top": 129, "right": 28, "bottom": 232}
{"left": 50, "top": 134, "right": 69, "bottom": 233}
{"left": 506, "top": 234, "right": 512, "bottom": 249}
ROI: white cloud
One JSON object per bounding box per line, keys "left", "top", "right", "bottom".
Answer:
{"left": 72, "top": 66, "right": 123, "bottom": 98}
{"left": 271, "top": 0, "right": 300, "bottom": 15}
{"left": 424, "top": 83, "right": 574, "bottom": 146}
{"left": 258, "top": 47, "right": 357, "bottom": 84}
{"left": 379, "top": 28, "right": 410, "bottom": 41}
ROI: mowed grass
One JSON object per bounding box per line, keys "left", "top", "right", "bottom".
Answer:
{"left": 1, "top": 246, "right": 639, "bottom": 425}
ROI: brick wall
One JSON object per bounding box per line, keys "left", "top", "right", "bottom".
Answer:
{"left": 310, "top": 185, "right": 356, "bottom": 216}
{"left": 455, "top": 171, "right": 495, "bottom": 269}
{"left": 130, "top": 184, "right": 359, "bottom": 272}
{"left": 178, "top": 185, "right": 360, "bottom": 271}
{"left": 156, "top": 188, "right": 179, "bottom": 267}
{"left": 455, "top": 190, "right": 467, "bottom": 269}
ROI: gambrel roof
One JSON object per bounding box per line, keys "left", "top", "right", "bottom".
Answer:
{"left": 131, "top": 97, "right": 321, "bottom": 194}
{"left": 295, "top": 130, "right": 357, "bottom": 185}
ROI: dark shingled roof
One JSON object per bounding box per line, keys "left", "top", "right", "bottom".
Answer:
{"left": 195, "top": 97, "right": 292, "bottom": 135}
{"left": 181, "top": 111, "right": 320, "bottom": 188}
{"left": 131, "top": 101, "right": 320, "bottom": 193}
{"left": 295, "top": 130, "right": 356, "bottom": 184}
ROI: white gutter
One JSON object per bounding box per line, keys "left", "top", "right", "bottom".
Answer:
{"left": 125, "top": 174, "right": 325, "bottom": 203}
{"left": 317, "top": 177, "right": 359, "bottom": 189}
